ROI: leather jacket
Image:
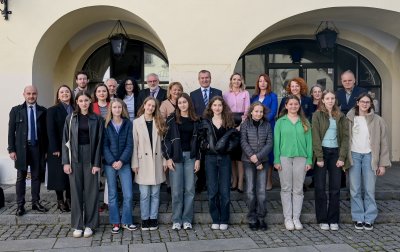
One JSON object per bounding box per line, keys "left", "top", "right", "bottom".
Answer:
{"left": 199, "top": 119, "right": 240, "bottom": 155}
{"left": 62, "top": 112, "right": 104, "bottom": 167}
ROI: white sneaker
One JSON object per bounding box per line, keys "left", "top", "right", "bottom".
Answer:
{"left": 72, "top": 229, "right": 83, "bottom": 238}
{"left": 319, "top": 223, "right": 329, "bottom": 231}
{"left": 284, "top": 219, "right": 294, "bottom": 231}
{"left": 172, "top": 223, "right": 181, "bottom": 230}
{"left": 83, "top": 227, "right": 93, "bottom": 238}
{"left": 219, "top": 224, "right": 228, "bottom": 230}
{"left": 183, "top": 222, "right": 192, "bottom": 230}
{"left": 293, "top": 219, "right": 303, "bottom": 230}
{"left": 330, "top": 223, "right": 339, "bottom": 231}
{"left": 211, "top": 224, "right": 220, "bottom": 230}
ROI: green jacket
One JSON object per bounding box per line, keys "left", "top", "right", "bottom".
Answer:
{"left": 274, "top": 115, "right": 313, "bottom": 165}
{"left": 311, "top": 110, "right": 350, "bottom": 170}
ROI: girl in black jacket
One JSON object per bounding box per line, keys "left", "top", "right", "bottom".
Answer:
{"left": 200, "top": 96, "right": 238, "bottom": 230}
{"left": 162, "top": 93, "right": 200, "bottom": 230}
{"left": 62, "top": 91, "right": 103, "bottom": 239}
{"left": 240, "top": 102, "right": 273, "bottom": 231}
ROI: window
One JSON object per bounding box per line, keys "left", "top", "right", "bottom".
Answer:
{"left": 235, "top": 39, "right": 381, "bottom": 112}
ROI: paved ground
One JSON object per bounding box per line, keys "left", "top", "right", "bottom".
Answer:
{"left": 0, "top": 163, "right": 399, "bottom": 251}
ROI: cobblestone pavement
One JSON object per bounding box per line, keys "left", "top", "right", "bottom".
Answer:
{"left": 0, "top": 223, "right": 399, "bottom": 251}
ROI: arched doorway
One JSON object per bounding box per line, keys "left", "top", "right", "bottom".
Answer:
{"left": 82, "top": 39, "right": 169, "bottom": 90}
{"left": 235, "top": 39, "right": 382, "bottom": 113}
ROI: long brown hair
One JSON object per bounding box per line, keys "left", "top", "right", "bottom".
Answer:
{"left": 105, "top": 99, "right": 129, "bottom": 128}
{"left": 279, "top": 95, "right": 309, "bottom": 132}
{"left": 54, "top": 84, "right": 74, "bottom": 106}
{"left": 203, "top": 96, "right": 235, "bottom": 128}
{"left": 137, "top": 96, "right": 167, "bottom": 136}
{"left": 354, "top": 93, "right": 375, "bottom": 116}
{"left": 254, "top": 73, "right": 272, "bottom": 95}
{"left": 92, "top": 83, "right": 110, "bottom": 103}
{"left": 74, "top": 91, "right": 93, "bottom": 114}
{"left": 175, "top": 93, "right": 198, "bottom": 124}
{"left": 318, "top": 90, "right": 341, "bottom": 119}
{"left": 246, "top": 101, "right": 268, "bottom": 121}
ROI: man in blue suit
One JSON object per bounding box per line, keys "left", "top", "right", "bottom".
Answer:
{"left": 190, "top": 70, "right": 222, "bottom": 117}
{"left": 336, "top": 70, "right": 367, "bottom": 115}
{"left": 190, "top": 70, "right": 222, "bottom": 193}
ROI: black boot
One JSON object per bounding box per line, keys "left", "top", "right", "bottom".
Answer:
{"left": 57, "top": 200, "right": 68, "bottom": 213}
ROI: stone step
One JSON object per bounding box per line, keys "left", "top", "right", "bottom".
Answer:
{"left": 1, "top": 198, "right": 399, "bottom": 226}
{"left": 3, "top": 184, "right": 400, "bottom": 202}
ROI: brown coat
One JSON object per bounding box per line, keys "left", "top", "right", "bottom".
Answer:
{"left": 132, "top": 115, "right": 166, "bottom": 185}
{"left": 347, "top": 108, "right": 391, "bottom": 171}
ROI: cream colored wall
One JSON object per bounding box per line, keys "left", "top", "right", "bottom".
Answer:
{"left": 1, "top": 1, "right": 400, "bottom": 183}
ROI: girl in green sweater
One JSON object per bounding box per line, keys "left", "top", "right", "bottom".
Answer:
{"left": 274, "top": 95, "right": 312, "bottom": 231}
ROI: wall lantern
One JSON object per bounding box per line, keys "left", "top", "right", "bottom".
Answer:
{"left": 108, "top": 20, "right": 129, "bottom": 58}
{"left": 0, "top": 0, "right": 12, "bottom": 20}
{"left": 315, "top": 21, "right": 338, "bottom": 52}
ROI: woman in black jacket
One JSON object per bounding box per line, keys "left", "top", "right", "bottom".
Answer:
{"left": 200, "top": 96, "right": 238, "bottom": 230}
{"left": 47, "top": 85, "right": 74, "bottom": 212}
{"left": 62, "top": 91, "right": 104, "bottom": 239}
{"left": 240, "top": 102, "right": 273, "bottom": 231}
{"left": 162, "top": 93, "right": 200, "bottom": 231}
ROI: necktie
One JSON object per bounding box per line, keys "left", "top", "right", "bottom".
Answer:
{"left": 29, "top": 106, "right": 36, "bottom": 146}
{"left": 203, "top": 89, "right": 208, "bottom": 106}
{"left": 150, "top": 90, "right": 156, "bottom": 97}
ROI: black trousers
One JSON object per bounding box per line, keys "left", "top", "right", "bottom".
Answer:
{"left": 314, "top": 147, "right": 342, "bottom": 224}
{"left": 69, "top": 145, "right": 99, "bottom": 230}
{"left": 16, "top": 144, "right": 41, "bottom": 206}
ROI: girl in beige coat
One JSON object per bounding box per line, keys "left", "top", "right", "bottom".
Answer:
{"left": 132, "top": 97, "right": 167, "bottom": 231}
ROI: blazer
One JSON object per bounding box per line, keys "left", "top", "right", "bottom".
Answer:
{"left": 132, "top": 115, "right": 166, "bottom": 185}
{"left": 250, "top": 92, "right": 278, "bottom": 128}
{"left": 8, "top": 103, "right": 47, "bottom": 170}
{"left": 62, "top": 113, "right": 104, "bottom": 167}
{"left": 92, "top": 102, "right": 109, "bottom": 117}
{"left": 278, "top": 95, "right": 313, "bottom": 121}
{"left": 336, "top": 86, "right": 367, "bottom": 115}
{"left": 46, "top": 102, "right": 70, "bottom": 190}
{"left": 136, "top": 87, "right": 167, "bottom": 111}
{"left": 103, "top": 118, "right": 133, "bottom": 166}
{"left": 190, "top": 87, "right": 222, "bottom": 117}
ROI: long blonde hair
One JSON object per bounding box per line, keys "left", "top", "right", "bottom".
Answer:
{"left": 105, "top": 98, "right": 129, "bottom": 127}
{"left": 137, "top": 96, "right": 167, "bottom": 136}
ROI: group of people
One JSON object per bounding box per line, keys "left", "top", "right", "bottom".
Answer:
{"left": 7, "top": 69, "right": 390, "bottom": 238}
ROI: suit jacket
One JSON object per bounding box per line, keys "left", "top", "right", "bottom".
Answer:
{"left": 190, "top": 87, "right": 222, "bottom": 117}
{"left": 132, "top": 115, "right": 166, "bottom": 185}
{"left": 136, "top": 88, "right": 167, "bottom": 112}
{"left": 8, "top": 103, "right": 47, "bottom": 170}
{"left": 46, "top": 102, "right": 70, "bottom": 190}
{"left": 336, "top": 86, "right": 367, "bottom": 115}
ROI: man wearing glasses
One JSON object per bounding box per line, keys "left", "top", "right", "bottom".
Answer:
{"left": 136, "top": 73, "right": 167, "bottom": 108}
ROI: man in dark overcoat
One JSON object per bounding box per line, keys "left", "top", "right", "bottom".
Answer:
{"left": 8, "top": 85, "right": 48, "bottom": 216}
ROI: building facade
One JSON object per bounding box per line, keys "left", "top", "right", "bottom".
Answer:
{"left": 0, "top": 0, "right": 399, "bottom": 183}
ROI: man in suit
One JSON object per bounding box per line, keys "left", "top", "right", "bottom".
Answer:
{"left": 336, "top": 70, "right": 367, "bottom": 115}
{"left": 136, "top": 73, "right": 167, "bottom": 110}
{"left": 336, "top": 70, "right": 366, "bottom": 188}
{"left": 190, "top": 70, "right": 222, "bottom": 117}
{"left": 73, "top": 71, "right": 89, "bottom": 97}
{"left": 190, "top": 70, "right": 222, "bottom": 193}
{"left": 8, "top": 85, "right": 48, "bottom": 216}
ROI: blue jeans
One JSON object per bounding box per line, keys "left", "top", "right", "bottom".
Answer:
{"left": 243, "top": 161, "right": 267, "bottom": 223}
{"left": 169, "top": 152, "right": 196, "bottom": 224}
{"left": 138, "top": 184, "right": 161, "bottom": 220}
{"left": 104, "top": 164, "right": 133, "bottom": 225}
{"left": 349, "top": 152, "right": 377, "bottom": 223}
{"left": 205, "top": 154, "right": 231, "bottom": 224}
